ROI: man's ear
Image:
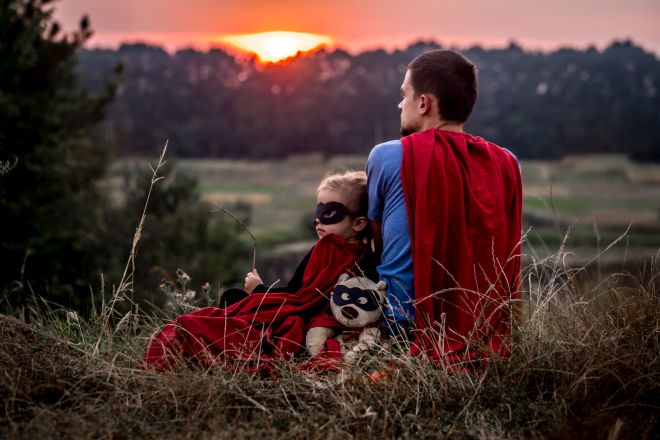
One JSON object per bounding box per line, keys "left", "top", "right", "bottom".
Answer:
{"left": 419, "top": 94, "right": 432, "bottom": 116}
{"left": 352, "top": 216, "right": 368, "bottom": 232}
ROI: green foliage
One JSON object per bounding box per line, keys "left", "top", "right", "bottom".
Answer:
{"left": 102, "top": 163, "right": 251, "bottom": 310}
{"left": 468, "top": 41, "right": 660, "bottom": 162}
{"left": 0, "top": 1, "right": 249, "bottom": 313}
{"left": 0, "top": 0, "right": 117, "bottom": 309}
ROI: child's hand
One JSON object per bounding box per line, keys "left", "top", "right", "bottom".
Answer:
{"left": 244, "top": 269, "right": 263, "bottom": 293}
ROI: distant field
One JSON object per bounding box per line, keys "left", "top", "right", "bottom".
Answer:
{"left": 520, "top": 155, "right": 660, "bottom": 255}
{"left": 116, "top": 154, "right": 660, "bottom": 266}
{"left": 177, "top": 154, "right": 368, "bottom": 240}
{"left": 522, "top": 156, "right": 660, "bottom": 223}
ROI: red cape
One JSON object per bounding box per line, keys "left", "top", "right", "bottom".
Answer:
{"left": 401, "top": 129, "right": 522, "bottom": 365}
{"left": 142, "top": 234, "right": 367, "bottom": 371}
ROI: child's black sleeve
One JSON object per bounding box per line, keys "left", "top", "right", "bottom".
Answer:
{"left": 357, "top": 247, "right": 380, "bottom": 281}
{"left": 252, "top": 247, "right": 314, "bottom": 294}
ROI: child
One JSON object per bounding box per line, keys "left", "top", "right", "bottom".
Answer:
{"left": 143, "top": 170, "right": 377, "bottom": 371}
{"left": 219, "top": 170, "right": 377, "bottom": 306}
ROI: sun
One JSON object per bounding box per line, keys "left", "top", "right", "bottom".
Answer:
{"left": 218, "top": 31, "right": 332, "bottom": 63}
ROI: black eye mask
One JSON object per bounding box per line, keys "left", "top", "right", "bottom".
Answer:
{"left": 315, "top": 202, "right": 350, "bottom": 225}
{"left": 331, "top": 285, "right": 381, "bottom": 312}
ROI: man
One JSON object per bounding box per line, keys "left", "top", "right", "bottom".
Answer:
{"left": 366, "top": 50, "right": 522, "bottom": 364}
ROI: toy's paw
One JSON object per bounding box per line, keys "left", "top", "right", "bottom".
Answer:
{"left": 307, "top": 344, "right": 324, "bottom": 357}
{"left": 305, "top": 327, "right": 334, "bottom": 356}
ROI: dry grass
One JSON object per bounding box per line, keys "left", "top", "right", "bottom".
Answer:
{"left": 1, "top": 249, "right": 658, "bottom": 439}
{"left": 2, "top": 154, "right": 658, "bottom": 438}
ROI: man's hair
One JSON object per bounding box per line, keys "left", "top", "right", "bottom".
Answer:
{"left": 317, "top": 170, "right": 368, "bottom": 216}
{"left": 408, "top": 50, "right": 478, "bottom": 123}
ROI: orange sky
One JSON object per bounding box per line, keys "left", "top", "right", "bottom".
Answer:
{"left": 54, "top": 0, "right": 660, "bottom": 55}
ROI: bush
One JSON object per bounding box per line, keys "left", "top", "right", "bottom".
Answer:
{"left": 95, "top": 154, "right": 252, "bottom": 315}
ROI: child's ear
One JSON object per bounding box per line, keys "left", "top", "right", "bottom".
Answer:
{"left": 352, "top": 216, "right": 368, "bottom": 232}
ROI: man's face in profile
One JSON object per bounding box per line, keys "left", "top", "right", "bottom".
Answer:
{"left": 398, "top": 70, "right": 421, "bottom": 136}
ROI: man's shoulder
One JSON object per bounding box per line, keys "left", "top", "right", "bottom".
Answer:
{"left": 368, "top": 139, "right": 403, "bottom": 162}
{"left": 489, "top": 143, "right": 520, "bottom": 167}
{"left": 371, "top": 139, "right": 401, "bottom": 153}
{"left": 468, "top": 133, "right": 519, "bottom": 165}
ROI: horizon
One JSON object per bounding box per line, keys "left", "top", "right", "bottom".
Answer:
{"left": 77, "top": 34, "right": 656, "bottom": 59}
{"left": 62, "top": 31, "right": 660, "bottom": 59}
{"left": 54, "top": 0, "right": 660, "bottom": 57}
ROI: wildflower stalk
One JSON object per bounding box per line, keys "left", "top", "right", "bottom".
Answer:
{"left": 94, "top": 141, "right": 168, "bottom": 355}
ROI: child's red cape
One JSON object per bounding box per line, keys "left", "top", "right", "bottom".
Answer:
{"left": 401, "top": 129, "right": 522, "bottom": 365}
{"left": 142, "top": 234, "right": 366, "bottom": 371}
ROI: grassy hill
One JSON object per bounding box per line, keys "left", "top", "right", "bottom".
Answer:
{"left": 1, "top": 251, "right": 658, "bottom": 438}
{"left": 2, "top": 155, "right": 657, "bottom": 438}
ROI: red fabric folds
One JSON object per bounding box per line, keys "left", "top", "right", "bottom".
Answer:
{"left": 142, "top": 234, "right": 367, "bottom": 371}
{"left": 401, "top": 129, "right": 522, "bottom": 365}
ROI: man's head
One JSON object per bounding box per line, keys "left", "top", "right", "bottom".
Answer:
{"left": 399, "top": 50, "right": 478, "bottom": 136}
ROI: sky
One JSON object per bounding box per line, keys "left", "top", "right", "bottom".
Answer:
{"left": 54, "top": 0, "right": 660, "bottom": 55}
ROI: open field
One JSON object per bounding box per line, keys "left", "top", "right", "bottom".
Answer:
{"left": 111, "top": 154, "right": 660, "bottom": 240}
{"left": 112, "top": 154, "right": 660, "bottom": 284}
{"left": 177, "top": 154, "right": 368, "bottom": 234}
{"left": 521, "top": 156, "right": 660, "bottom": 232}
{"left": 174, "top": 155, "right": 660, "bottom": 235}
{"left": 171, "top": 154, "right": 660, "bottom": 258}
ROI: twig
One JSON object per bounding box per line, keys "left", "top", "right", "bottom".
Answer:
{"left": 211, "top": 202, "right": 257, "bottom": 270}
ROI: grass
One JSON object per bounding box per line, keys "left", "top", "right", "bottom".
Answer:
{"left": 2, "top": 154, "right": 657, "bottom": 438}
{"left": 1, "top": 248, "right": 658, "bottom": 439}
{"left": 524, "top": 195, "right": 660, "bottom": 214}
{"left": 524, "top": 196, "right": 590, "bottom": 213}
{"left": 526, "top": 228, "right": 660, "bottom": 247}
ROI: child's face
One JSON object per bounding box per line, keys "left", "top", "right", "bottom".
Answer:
{"left": 315, "top": 189, "right": 366, "bottom": 242}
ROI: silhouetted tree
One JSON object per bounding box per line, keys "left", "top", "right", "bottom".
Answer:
{"left": 0, "top": 0, "right": 117, "bottom": 308}
{"left": 0, "top": 1, "right": 250, "bottom": 311}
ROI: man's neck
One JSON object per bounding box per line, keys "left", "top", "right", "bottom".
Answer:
{"left": 420, "top": 119, "right": 464, "bottom": 133}
{"left": 434, "top": 120, "right": 464, "bottom": 133}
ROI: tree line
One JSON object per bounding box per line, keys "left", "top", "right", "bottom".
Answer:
{"left": 1, "top": 0, "right": 250, "bottom": 311}
{"left": 79, "top": 40, "right": 660, "bottom": 161}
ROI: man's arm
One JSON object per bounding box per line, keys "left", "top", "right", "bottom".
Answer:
{"left": 366, "top": 144, "right": 387, "bottom": 258}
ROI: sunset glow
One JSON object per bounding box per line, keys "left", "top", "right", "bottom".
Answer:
{"left": 219, "top": 31, "right": 332, "bottom": 63}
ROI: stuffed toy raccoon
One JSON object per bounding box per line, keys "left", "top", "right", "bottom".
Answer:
{"left": 306, "top": 274, "right": 387, "bottom": 361}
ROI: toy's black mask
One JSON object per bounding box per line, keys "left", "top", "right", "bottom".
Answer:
{"left": 315, "top": 202, "right": 351, "bottom": 225}
{"left": 331, "top": 285, "right": 381, "bottom": 312}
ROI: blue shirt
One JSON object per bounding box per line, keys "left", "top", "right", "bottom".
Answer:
{"left": 366, "top": 140, "right": 414, "bottom": 322}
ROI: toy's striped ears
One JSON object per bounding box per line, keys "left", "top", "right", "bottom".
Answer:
{"left": 338, "top": 273, "right": 351, "bottom": 283}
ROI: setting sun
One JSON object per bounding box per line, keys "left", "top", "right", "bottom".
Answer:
{"left": 218, "top": 31, "right": 332, "bottom": 63}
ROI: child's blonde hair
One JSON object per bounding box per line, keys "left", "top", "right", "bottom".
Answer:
{"left": 317, "top": 170, "right": 368, "bottom": 216}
